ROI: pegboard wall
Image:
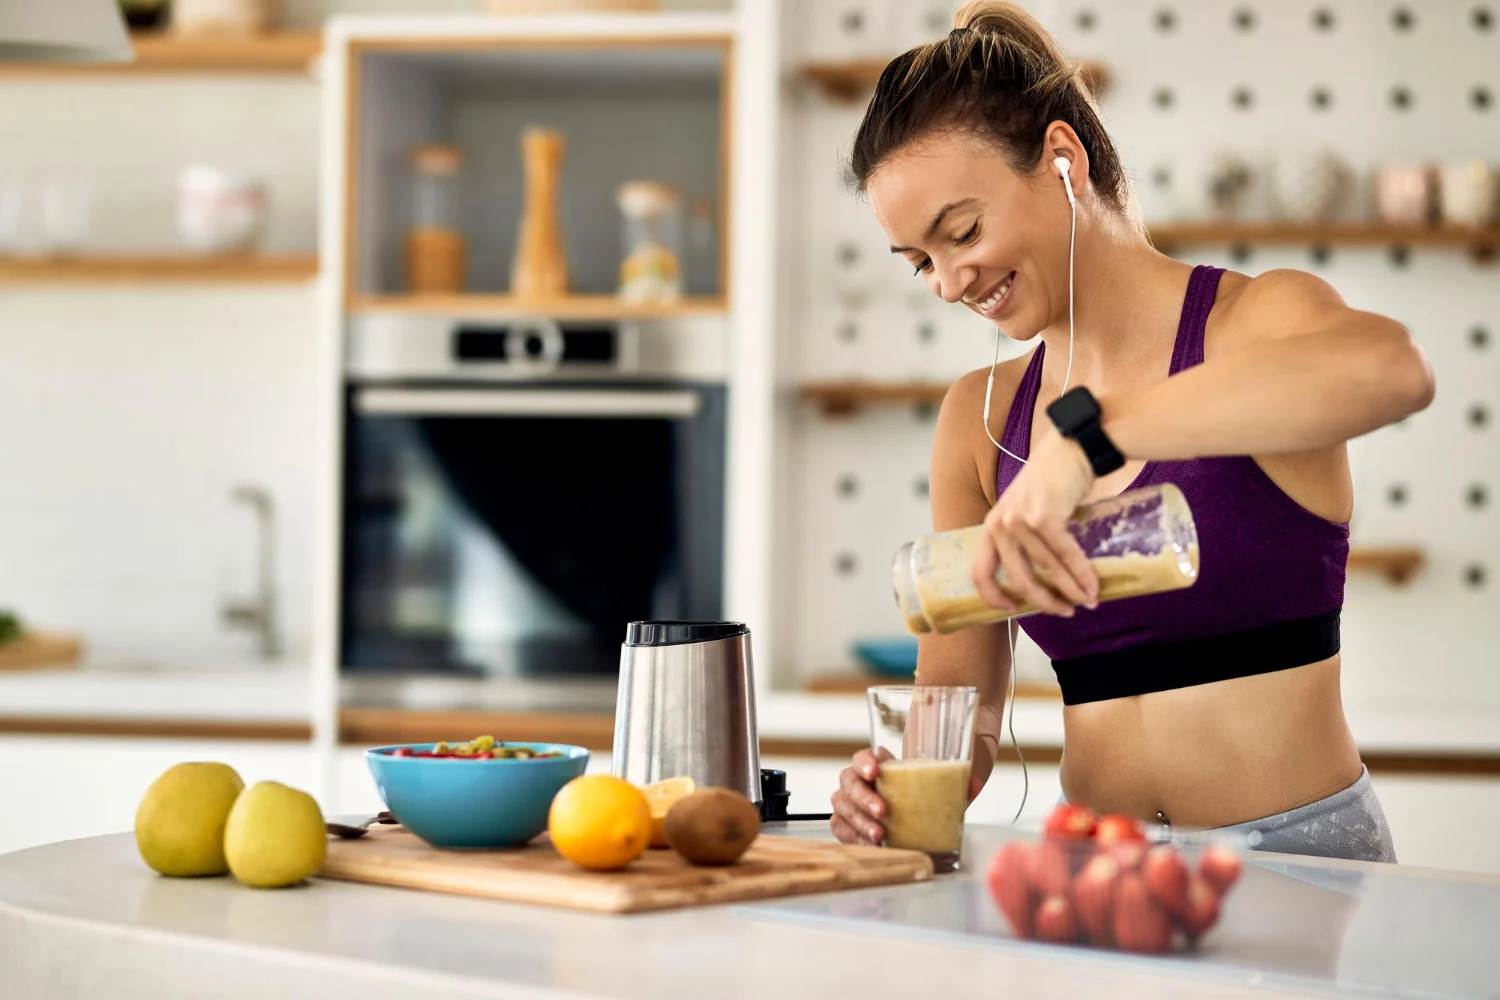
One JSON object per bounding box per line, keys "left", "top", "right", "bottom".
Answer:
{"left": 775, "top": 0, "right": 1499, "bottom": 708}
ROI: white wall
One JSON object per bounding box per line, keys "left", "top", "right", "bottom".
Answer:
{"left": 0, "top": 69, "right": 323, "bottom": 665}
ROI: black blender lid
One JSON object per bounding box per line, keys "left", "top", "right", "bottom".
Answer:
{"left": 624, "top": 621, "right": 749, "bottom": 647}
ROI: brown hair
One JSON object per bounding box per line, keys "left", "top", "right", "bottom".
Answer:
{"left": 848, "top": 1, "right": 1128, "bottom": 210}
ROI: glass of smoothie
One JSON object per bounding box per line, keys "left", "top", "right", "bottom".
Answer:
{"left": 867, "top": 685, "right": 978, "bottom": 874}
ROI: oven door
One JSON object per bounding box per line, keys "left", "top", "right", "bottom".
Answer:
{"left": 340, "top": 382, "right": 725, "bottom": 677}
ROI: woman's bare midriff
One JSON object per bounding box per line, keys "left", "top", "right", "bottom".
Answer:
{"left": 1057, "top": 655, "right": 1364, "bottom": 828}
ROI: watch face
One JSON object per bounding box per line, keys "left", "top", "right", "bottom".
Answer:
{"left": 1049, "top": 388, "right": 1100, "bottom": 433}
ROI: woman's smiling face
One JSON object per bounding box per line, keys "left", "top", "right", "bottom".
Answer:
{"left": 866, "top": 130, "right": 1069, "bottom": 342}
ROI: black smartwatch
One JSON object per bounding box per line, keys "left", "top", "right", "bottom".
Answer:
{"left": 1047, "top": 386, "right": 1125, "bottom": 477}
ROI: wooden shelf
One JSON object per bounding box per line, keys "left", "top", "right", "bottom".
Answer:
{"left": 0, "top": 31, "right": 322, "bottom": 76}
{"left": 1149, "top": 222, "right": 1500, "bottom": 257}
{"left": 798, "top": 380, "right": 950, "bottom": 416}
{"left": 800, "top": 57, "right": 1111, "bottom": 104}
{"left": 0, "top": 253, "right": 319, "bottom": 284}
{"left": 1348, "top": 546, "right": 1426, "bottom": 585}
{"left": 349, "top": 293, "right": 728, "bottom": 321}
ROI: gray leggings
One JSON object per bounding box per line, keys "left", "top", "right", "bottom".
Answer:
{"left": 1215, "top": 766, "right": 1397, "bottom": 864}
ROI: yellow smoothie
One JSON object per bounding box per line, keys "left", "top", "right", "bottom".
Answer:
{"left": 876, "top": 758, "right": 971, "bottom": 858}
{"left": 893, "top": 484, "right": 1199, "bottom": 634}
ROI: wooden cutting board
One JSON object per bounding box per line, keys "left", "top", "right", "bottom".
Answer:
{"left": 0, "top": 633, "right": 82, "bottom": 672}
{"left": 320, "top": 826, "right": 933, "bottom": 914}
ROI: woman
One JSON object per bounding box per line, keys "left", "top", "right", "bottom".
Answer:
{"left": 829, "top": 2, "right": 1433, "bottom": 862}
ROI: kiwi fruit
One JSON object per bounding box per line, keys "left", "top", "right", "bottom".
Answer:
{"left": 663, "top": 787, "right": 761, "bottom": 866}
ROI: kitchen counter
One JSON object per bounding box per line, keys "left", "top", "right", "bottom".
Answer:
{"left": 2, "top": 823, "right": 1496, "bottom": 1000}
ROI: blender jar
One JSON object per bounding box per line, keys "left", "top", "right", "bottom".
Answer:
{"left": 893, "top": 483, "right": 1200, "bottom": 634}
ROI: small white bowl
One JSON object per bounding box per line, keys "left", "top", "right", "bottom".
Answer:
{"left": 177, "top": 166, "right": 267, "bottom": 254}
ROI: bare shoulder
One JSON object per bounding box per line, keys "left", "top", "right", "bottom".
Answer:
{"left": 932, "top": 350, "right": 1035, "bottom": 512}
{"left": 937, "top": 352, "right": 1034, "bottom": 452}
{"left": 1209, "top": 268, "right": 1352, "bottom": 354}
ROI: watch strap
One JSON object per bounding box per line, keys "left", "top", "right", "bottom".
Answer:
{"left": 1073, "top": 420, "right": 1125, "bottom": 476}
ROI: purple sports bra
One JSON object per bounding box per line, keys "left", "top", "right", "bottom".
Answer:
{"left": 996, "top": 265, "right": 1350, "bottom": 705}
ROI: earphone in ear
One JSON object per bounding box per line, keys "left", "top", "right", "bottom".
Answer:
{"left": 1053, "top": 156, "right": 1075, "bottom": 205}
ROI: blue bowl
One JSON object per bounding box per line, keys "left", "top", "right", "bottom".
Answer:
{"left": 365, "top": 742, "right": 590, "bottom": 849}
{"left": 853, "top": 637, "right": 919, "bottom": 677}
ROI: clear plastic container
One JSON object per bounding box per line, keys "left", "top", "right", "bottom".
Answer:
{"left": 892, "top": 484, "right": 1199, "bottom": 635}
{"left": 617, "top": 180, "right": 683, "bottom": 302}
{"left": 986, "top": 828, "right": 1245, "bottom": 953}
{"left": 405, "top": 144, "right": 465, "bottom": 293}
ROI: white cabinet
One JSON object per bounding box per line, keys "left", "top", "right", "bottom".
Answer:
{"left": 0, "top": 736, "right": 318, "bottom": 857}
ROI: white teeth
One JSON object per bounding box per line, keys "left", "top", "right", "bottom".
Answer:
{"left": 978, "top": 277, "right": 1012, "bottom": 312}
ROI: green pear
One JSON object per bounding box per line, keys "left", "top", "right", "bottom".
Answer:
{"left": 223, "top": 781, "right": 327, "bottom": 888}
{"left": 135, "top": 762, "right": 245, "bottom": 877}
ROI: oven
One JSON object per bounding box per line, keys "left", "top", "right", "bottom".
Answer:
{"left": 339, "top": 315, "right": 725, "bottom": 678}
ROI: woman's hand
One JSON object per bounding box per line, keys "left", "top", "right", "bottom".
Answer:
{"left": 831, "top": 748, "right": 891, "bottom": 845}
{"left": 973, "top": 428, "right": 1100, "bottom": 617}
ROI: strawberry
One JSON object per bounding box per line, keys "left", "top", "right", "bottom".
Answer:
{"left": 1043, "top": 803, "right": 1098, "bottom": 840}
{"left": 1094, "top": 813, "right": 1146, "bottom": 846}
{"left": 986, "top": 842, "right": 1035, "bottom": 937}
{"left": 1112, "top": 841, "right": 1148, "bottom": 872}
{"left": 1199, "top": 844, "right": 1244, "bottom": 895}
{"left": 1143, "top": 845, "right": 1190, "bottom": 917}
{"left": 1027, "top": 839, "right": 1074, "bottom": 898}
{"left": 1072, "top": 851, "right": 1118, "bottom": 946}
{"left": 1033, "top": 894, "right": 1080, "bottom": 945}
{"left": 1180, "top": 875, "right": 1221, "bottom": 943}
{"left": 1112, "top": 872, "right": 1174, "bottom": 954}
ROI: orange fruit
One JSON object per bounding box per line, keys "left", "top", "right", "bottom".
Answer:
{"left": 642, "top": 776, "right": 697, "bottom": 849}
{"left": 547, "top": 775, "right": 652, "bottom": 871}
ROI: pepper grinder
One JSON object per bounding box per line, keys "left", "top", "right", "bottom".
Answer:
{"left": 512, "top": 127, "right": 570, "bottom": 299}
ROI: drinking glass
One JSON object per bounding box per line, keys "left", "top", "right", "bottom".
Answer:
{"left": 867, "top": 685, "right": 977, "bottom": 873}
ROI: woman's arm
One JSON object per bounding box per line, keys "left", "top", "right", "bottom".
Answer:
{"left": 970, "top": 268, "right": 1435, "bottom": 616}
{"left": 920, "top": 370, "right": 1016, "bottom": 792}
{"left": 831, "top": 365, "right": 1023, "bottom": 844}
{"left": 1100, "top": 269, "right": 1434, "bottom": 460}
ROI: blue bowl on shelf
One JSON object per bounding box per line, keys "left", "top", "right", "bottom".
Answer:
{"left": 365, "top": 742, "right": 590, "bottom": 849}
{"left": 853, "top": 637, "right": 919, "bottom": 677}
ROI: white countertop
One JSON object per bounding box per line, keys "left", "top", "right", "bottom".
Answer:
{"left": 7, "top": 823, "right": 1462, "bottom": 1000}
{"left": 0, "top": 663, "right": 311, "bottom": 722}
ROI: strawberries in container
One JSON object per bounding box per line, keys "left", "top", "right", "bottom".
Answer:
{"left": 984, "top": 804, "right": 1243, "bottom": 954}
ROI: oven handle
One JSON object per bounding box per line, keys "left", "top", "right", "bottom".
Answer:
{"left": 354, "top": 387, "right": 702, "bottom": 419}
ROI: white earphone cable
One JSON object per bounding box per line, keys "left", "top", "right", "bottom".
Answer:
{"left": 1006, "top": 617, "right": 1028, "bottom": 825}
{"left": 981, "top": 157, "right": 1079, "bottom": 462}
{"left": 1060, "top": 174, "right": 1077, "bottom": 396}
{"left": 984, "top": 157, "right": 1076, "bottom": 827}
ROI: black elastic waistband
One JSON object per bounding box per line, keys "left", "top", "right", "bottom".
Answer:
{"left": 1052, "top": 610, "right": 1341, "bottom": 706}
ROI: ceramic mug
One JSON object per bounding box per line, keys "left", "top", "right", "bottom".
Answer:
{"left": 1206, "top": 153, "right": 1257, "bottom": 220}
{"left": 1374, "top": 165, "right": 1436, "bottom": 226}
{"left": 1269, "top": 150, "right": 1353, "bottom": 223}
{"left": 1438, "top": 160, "right": 1498, "bottom": 226}
{"left": 177, "top": 167, "right": 267, "bottom": 253}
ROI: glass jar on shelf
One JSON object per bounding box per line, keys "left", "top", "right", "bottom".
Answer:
{"left": 616, "top": 180, "right": 683, "bottom": 302}
{"left": 685, "top": 195, "right": 717, "bottom": 298}
{"left": 406, "top": 143, "right": 466, "bottom": 294}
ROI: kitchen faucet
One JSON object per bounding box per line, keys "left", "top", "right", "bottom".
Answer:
{"left": 222, "top": 484, "right": 281, "bottom": 662}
